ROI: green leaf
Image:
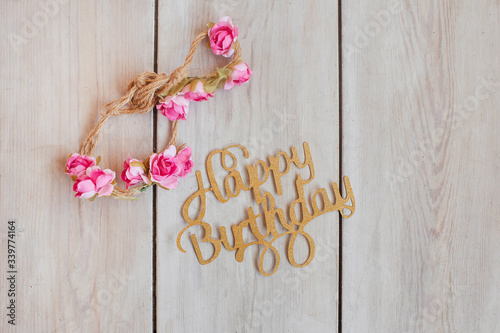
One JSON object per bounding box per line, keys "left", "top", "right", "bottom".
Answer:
{"left": 217, "top": 67, "right": 232, "bottom": 78}
{"left": 163, "top": 77, "right": 191, "bottom": 97}
{"left": 202, "top": 67, "right": 232, "bottom": 93}
{"left": 96, "top": 155, "right": 101, "bottom": 165}
{"left": 190, "top": 79, "right": 199, "bottom": 92}
{"left": 207, "top": 22, "right": 215, "bottom": 29}
{"left": 88, "top": 194, "right": 98, "bottom": 202}
{"left": 216, "top": 77, "right": 228, "bottom": 90}
{"left": 204, "top": 82, "right": 217, "bottom": 94}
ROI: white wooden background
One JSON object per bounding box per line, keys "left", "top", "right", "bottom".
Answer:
{"left": 1, "top": 0, "right": 499, "bottom": 332}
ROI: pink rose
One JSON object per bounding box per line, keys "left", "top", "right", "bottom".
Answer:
{"left": 175, "top": 146, "right": 194, "bottom": 178}
{"left": 73, "top": 166, "right": 115, "bottom": 199}
{"left": 224, "top": 62, "right": 253, "bottom": 90}
{"left": 208, "top": 16, "right": 239, "bottom": 58}
{"left": 149, "top": 145, "right": 180, "bottom": 189}
{"left": 121, "top": 155, "right": 150, "bottom": 189}
{"left": 181, "top": 81, "right": 214, "bottom": 102}
{"left": 157, "top": 94, "right": 190, "bottom": 121}
{"left": 65, "top": 153, "right": 96, "bottom": 177}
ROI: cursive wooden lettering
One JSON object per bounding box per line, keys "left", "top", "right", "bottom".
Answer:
{"left": 176, "top": 142, "right": 355, "bottom": 276}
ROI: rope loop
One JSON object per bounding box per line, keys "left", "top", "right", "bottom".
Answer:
{"left": 67, "top": 17, "right": 251, "bottom": 200}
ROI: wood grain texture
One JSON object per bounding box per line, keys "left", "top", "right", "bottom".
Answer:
{"left": 3, "top": 0, "right": 497, "bottom": 331}
{"left": 0, "top": 1, "right": 154, "bottom": 331}
{"left": 341, "top": 1, "right": 500, "bottom": 332}
{"left": 156, "top": 1, "right": 339, "bottom": 332}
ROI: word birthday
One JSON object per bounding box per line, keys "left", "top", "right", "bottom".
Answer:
{"left": 176, "top": 142, "right": 355, "bottom": 276}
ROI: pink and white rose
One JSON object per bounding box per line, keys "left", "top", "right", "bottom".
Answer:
{"left": 208, "top": 16, "right": 239, "bottom": 58}
{"left": 121, "top": 155, "right": 150, "bottom": 189}
{"left": 175, "top": 146, "right": 194, "bottom": 178}
{"left": 65, "top": 153, "right": 96, "bottom": 177}
{"left": 157, "top": 94, "right": 190, "bottom": 121}
{"left": 149, "top": 145, "right": 180, "bottom": 189}
{"left": 73, "top": 166, "right": 115, "bottom": 199}
{"left": 224, "top": 62, "right": 253, "bottom": 90}
{"left": 182, "top": 81, "right": 214, "bottom": 102}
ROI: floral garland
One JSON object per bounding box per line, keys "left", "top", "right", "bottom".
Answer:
{"left": 65, "top": 17, "right": 252, "bottom": 200}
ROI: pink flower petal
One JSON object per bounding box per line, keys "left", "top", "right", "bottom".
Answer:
{"left": 98, "top": 184, "right": 114, "bottom": 197}
{"left": 222, "top": 48, "right": 235, "bottom": 58}
{"left": 77, "top": 179, "right": 96, "bottom": 193}
{"left": 219, "top": 16, "right": 232, "bottom": 24}
{"left": 164, "top": 145, "right": 177, "bottom": 157}
{"left": 160, "top": 176, "right": 179, "bottom": 189}
{"left": 222, "top": 35, "right": 232, "bottom": 49}
{"left": 79, "top": 190, "right": 97, "bottom": 199}
{"left": 95, "top": 174, "right": 113, "bottom": 189}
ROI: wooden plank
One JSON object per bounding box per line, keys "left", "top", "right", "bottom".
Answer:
{"left": 156, "top": 1, "right": 339, "bottom": 332}
{"left": 341, "top": 1, "right": 500, "bottom": 332}
{"left": 0, "top": 1, "right": 154, "bottom": 331}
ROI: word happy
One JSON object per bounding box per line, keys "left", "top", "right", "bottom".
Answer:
{"left": 176, "top": 142, "right": 355, "bottom": 276}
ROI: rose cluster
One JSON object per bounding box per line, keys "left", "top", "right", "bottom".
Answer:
{"left": 66, "top": 145, "right": 193, "bottom": 199}
{"left": 121, "top": 145, "right": 193, "bottom": 190}
{"left": 65, "top": 153, "right": 116, "bottom": 199}
{"left": 156, "top": 16, "right": 253, "bottom": 121}
{"left": 66, "top": 17, "right": 251, "bottom": 200}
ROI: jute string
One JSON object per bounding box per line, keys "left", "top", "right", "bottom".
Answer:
{"left": 79, "top": 31, "right": 242, "bottom": 198}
